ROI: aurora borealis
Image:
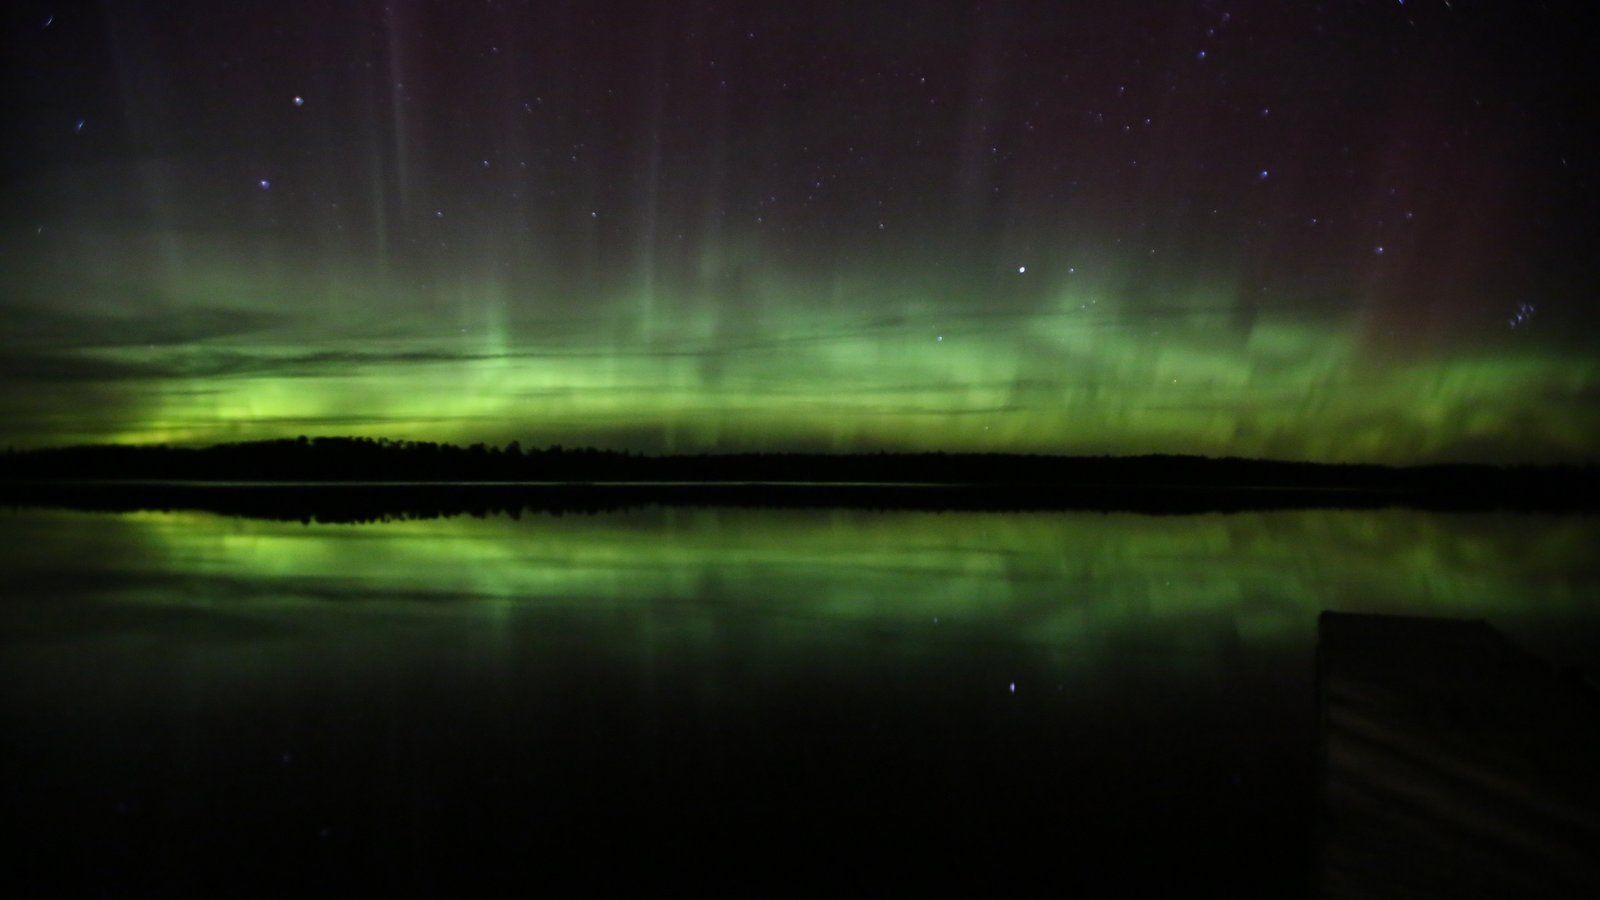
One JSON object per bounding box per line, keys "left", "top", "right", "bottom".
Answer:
{"left": 3, "top": 1, "right": 1596, "bottom": 462}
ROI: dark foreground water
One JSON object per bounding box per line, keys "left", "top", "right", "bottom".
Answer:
{"left": 3, "top": 505, "right": 1598, "bottom": 895}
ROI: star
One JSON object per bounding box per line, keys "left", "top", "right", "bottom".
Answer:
{"left": 1017, "top": 265, "right": 1026, "bottom": 274}
{"left": 258, "top": 178, "right": 271, "bottom": 190}
{"left": 292, "top": 95, "right": 305, "bottom": 107}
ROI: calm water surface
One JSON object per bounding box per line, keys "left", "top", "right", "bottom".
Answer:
{"left": 3, "top": 506, "right": 1598, "bottom": 894}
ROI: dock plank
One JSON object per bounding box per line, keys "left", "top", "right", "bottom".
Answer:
{"left": 1316, "top": 612, "right": 1600, "bottom": 897}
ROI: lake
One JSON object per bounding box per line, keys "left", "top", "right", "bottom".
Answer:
{"left": 3, "top": 504, "right": 1597, "bottom": 894}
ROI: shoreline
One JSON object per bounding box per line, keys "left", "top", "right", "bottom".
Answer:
{"left": 4, "top": 478, "right": 1595, "bottom": 518}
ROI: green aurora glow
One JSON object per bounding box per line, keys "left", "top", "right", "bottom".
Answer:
{"left": 5, "top": 247, "right": 1594, "bottom": 462}
{"left": 3, "top": 2, "right": 1595, "bottom": 463}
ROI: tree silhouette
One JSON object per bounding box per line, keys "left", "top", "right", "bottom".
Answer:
{"left": 0, "top": 436, "right": 1592, "bottom": 514}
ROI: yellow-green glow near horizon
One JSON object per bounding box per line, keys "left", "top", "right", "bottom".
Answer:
{"left": 6, "top": 254, "right": 1594, "bottom": 463}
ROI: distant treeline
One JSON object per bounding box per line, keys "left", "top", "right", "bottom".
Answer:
{"left": 1, "top": 437, "right": 1596, "bottom": 505}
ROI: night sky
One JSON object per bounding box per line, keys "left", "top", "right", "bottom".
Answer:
{"left": 2, "top": 1, "right": 1595, "bottom": 462}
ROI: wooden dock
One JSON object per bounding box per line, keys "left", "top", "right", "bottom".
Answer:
{"left": 1316, "top": 612, "right": 1600, "bottom": 897}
